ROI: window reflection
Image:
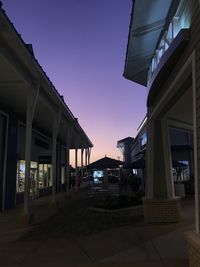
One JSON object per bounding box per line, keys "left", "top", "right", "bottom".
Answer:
{"left": 16, "top": 161, "right": 52, "bottom": 194}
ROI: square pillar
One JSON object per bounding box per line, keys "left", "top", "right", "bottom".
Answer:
{"left": 81, "top": 147, "right": 84, "bottom": 182}
{"left": 51, "top": 111, "right": 61, "bottom": 203}
{"left": 144, "top": 118, "right": 181, "bottom": 223}
{"left": 74, "top": 147, "right": 79, "bottom": 192}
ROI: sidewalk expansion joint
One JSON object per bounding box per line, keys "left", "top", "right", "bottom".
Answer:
{"left": 18, "top": 239, "right": 46, "bottom": 265}
{"left": 73, "top": 239, "right": 95, "bottom": 262}
{"left": 150, "top": 239, "right": 165, "bottom": 267}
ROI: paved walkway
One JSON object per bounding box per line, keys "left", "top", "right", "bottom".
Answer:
{"left": 0, "top": 193, "right": 194, "bottom": 266}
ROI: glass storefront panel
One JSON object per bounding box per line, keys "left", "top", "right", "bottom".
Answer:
{"left": 16, "top": 160, "right": 38, "bottom": 198}
{"left": 16, "top": 161, "right": 52, "bottom": 194}
{"left": 16, "top": 160, "right": 25, "bottom": 192}
{"left": 38, "top": 164, "right": 52, "bottom": 188}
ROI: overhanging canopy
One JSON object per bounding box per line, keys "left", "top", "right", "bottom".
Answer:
{"left": 124, "top": 159, "right": 187, "bottom": 169}
{"left": 124, "top": 0, "right": 180, "bottom": 86}
{"left": 0, "top": 4, "right": 93, "bottom": 149}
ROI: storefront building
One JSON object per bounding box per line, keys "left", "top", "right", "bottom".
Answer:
{"left": 0, "top": 3, "right": 93, "bottom": 216}
{"left": 117, "top": 117, "right": 194, "bottom": 197}
{"left": 124, "top": 0, "right": 200, "bottom": 264}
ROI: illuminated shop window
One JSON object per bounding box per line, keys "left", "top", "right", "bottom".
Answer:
{"left": 16, "top": 160, "right": 38, "bottom": 195}
{"left": 133, "top": 169, "right": 137, "bottom": 175}
{"left": 173, "top": 160, "right": 190, "bottom": 182}
{"left": 16, "top": 160, "right": 25, "bottom": 192}
{"left": 140, "top": 133, "right": 147, "bottom": 149}
{"left": 38, "top": 164, "right": 52, "bottom": 188}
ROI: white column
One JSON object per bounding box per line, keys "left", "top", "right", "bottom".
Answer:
{"left": 75, "top": 147, "right": 79, "bottom": 191}
{"left": 86, "top": 148, "right": 90, "bottom": 166}
{"left": 88, "top": 147, "right": 91, "bottom": 165}
{"left": 24, "top": 86, "right": 39, "bottom": 215}
{"left": 161, "top": 118, "right": 175, "bottom": 198}
{"left": 65, "top": 126, "right": 73, "bottom": 193}
{"left": 85, "top": 148, "right": 88, "bottom": 166}
{"left": 74, "top": 136, "right": 80, "bottom": 191}
{"left": 51, "top": 111, "right": 61, "bottom": 202}
{"left": 81, "top": 147, "right": 84, "bottom": 181}
{"left": 146, "top": 118, "right": 170, "bottom": 199}
{"left": 146, "top": 117, "right": 154, "bottom": 199}
{"left": 24, "top": 108, "right": 32, "bottom": 215}
{"left": 51, "top": 127, "right": 57, "bottom": 202}
{"left": 66, "top": 146, "right": 70, "bottom": 192}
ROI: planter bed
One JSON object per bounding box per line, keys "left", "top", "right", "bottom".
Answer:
{"left": 88, "top": 205, "right": 143, "bottom": 218}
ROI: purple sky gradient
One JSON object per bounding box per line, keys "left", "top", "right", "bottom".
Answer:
{"left": 2, "top": 0, "right": 147, "bottom": 163}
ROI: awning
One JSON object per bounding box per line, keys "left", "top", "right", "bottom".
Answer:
{"left": 124, "top": 159, "right": 187, "bottom": 169}
{"left": 124, "top": 0, "right": 180, "bottom": 86}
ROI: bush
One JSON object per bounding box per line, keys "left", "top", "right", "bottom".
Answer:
{"left": 94, "top": 194, "right": 142, "bottom": 210}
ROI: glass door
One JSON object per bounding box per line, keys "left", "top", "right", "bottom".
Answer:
{"left": 30, "top": 161, "right": 38, "bottom": 199}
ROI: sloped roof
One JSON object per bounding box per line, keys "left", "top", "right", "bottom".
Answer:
{"left": 87, "top": 156, "right": 124, "bottom": 169}
{"left": 0, "top": 2, "right": 93, "bottom": 148}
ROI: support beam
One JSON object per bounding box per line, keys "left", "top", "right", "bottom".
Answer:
{"left": 88, "top": 147, "right": 91, "bottom": 165}
{"left": 144, "top": 117, "right": 181, "bottom": 223}
{"left": 81, "top": 147, "right": 84, "bottom": 182}
{"left": 74, "top": 136, "right": 80, "bottom": 192}
{"left": 146, "top": 117, "right": 154, "bottom": 199}
{"left": 66, "top": 148, "right": 70, "bottom": 191}
{"left": 75, "top": 147, "right": 79, "bottom": 191}
{"left": 51, "top": 111, "right": 61, "bottom": 203}
{"left": 24, "top": 86, "right": 39, "bottom": 216}
{"left": 65, "top": 126, "right": 73, "bottom": 193}
{"left": 161, "top": 118, "right": 174, "bottom": 198}
{"left": 85, "top": 148, "right": 88, "bottom": 167}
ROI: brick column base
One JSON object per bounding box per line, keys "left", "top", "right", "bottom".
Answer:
{"left": 185, "top": 231, "right": 200, "bottom": 267}
{"left": 143, "top": 197, "right": 181, "bottom": 223}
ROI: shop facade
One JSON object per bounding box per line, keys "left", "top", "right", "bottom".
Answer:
{"left": 0, "top": 3, "right": 93, "bottom": 214}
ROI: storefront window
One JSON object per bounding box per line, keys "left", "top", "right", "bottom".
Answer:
{"left": 16, "top": 160, "right": 25, "bottom": 192}
{"left": 38, "top": 164, "right": 52, "bottom": 188}
{"left": 140, "top": 133, "right": 147, "bottom": 149}
{"left": 173, "top": 160, "right": 190, "bottom": 182}
{"left": 16, "top": 161, "right": 53, "bottom": 193}
{"left": 133, "top": 169, "right": 137, "bottom": 175}
{"left": 16, "top": 160, "right": 38, "bottom": 196}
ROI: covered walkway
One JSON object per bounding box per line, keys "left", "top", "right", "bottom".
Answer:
{"left": 0, "top": 194, "right": 194, "bottom": 266}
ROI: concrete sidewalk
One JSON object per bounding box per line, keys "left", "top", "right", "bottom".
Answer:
{"left": 0, "top": 194, "right": 194, "bottom": 266}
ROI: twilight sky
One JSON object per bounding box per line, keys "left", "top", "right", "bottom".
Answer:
{"left": 2, "top": 0, "right": 147, "bottom": 164}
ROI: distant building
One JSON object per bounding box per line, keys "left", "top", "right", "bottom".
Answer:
{"left": 0, "top": 3, "right": 92, "bottom": 215}
{"left": 117, "top": 137, "right": 134, "bottom": 163}
{"left": 117, "top": 117, "right": 194, "bottom": 196}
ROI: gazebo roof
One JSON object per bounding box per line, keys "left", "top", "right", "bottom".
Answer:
{"left": 87, "top": 156, "right": 124, "bottom": 169}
